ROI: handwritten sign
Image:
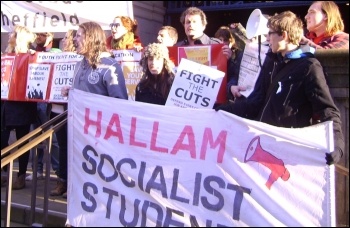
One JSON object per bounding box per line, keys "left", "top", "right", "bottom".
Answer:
{"left": 238, "top": 42, "right": 269, "bottom": 97}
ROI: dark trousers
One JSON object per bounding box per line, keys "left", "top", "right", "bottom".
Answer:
{"left": 1, "top": 125, "right": 31, "bottom": 176}
{"left": 50, "top": 112, "right": 68, "bottom": 181}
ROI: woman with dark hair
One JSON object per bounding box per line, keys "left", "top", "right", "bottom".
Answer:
{"left": 135, "top": 43, "right": 175, "bottom": 105}
{"left": 215, "top": 26, "right": 244, "bottom": 101}
{"left": 106, "top": 15, "right": 142, "bottom": 50}
{"left": 215, "top": 26, "right": 242, "bottom": 56}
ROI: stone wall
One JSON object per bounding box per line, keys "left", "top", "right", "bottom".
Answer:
{"left": 315, "top": 49, "right": 349, "bottom": 227}
{"left": 133, "top": 1, "right": 166, "bottom": 47}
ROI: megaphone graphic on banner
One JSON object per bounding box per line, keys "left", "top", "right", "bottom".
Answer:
{"left": 246, "top": 9, "right": 269, "bottom": 39}
{"left": 244, "top": 136, "right": 290, "bottom": 189}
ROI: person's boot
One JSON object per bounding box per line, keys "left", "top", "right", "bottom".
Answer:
{"left": 12, "top": 173, "right": 26, "bottom": 190}
{"left": 50, "top": 180, "right": 67, "bottom": 196}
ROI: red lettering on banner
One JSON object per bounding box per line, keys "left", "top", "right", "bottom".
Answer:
{"left": 84, "top": 108, "right": 102, "bottom": 137}
{"left": 83, "top": 108, "right": 228, "bottom": 163}
{"left": 201, "top": 128, "right": 227, "bottom": 163}
{"left": 130, "top": 117, "right": 146, "bottom": 148}
{"left": 104, "top": 114, "right": 124, "bottom": 143}
{"left": 150, "top": 122, "right": 168, "bottom": 153}
{"left": 170, "top": 126, "right": 196, "bottom": 158}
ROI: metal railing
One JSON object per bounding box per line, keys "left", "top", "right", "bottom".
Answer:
{"left": 1, "top": 110, "right": 67, "bottom": 227}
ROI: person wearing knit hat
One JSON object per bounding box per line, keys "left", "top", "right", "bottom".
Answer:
{"left": 135, "top": 43, "right": 175, "bottom": 105}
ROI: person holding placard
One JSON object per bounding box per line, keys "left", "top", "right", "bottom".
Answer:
{"left": 176, "top": 7, "right": 236, "bottom": 106}
{"left": 226, "top": 9, "right": 270, "bottom": 101}
{"left": 135, "top": 43, "right": 175, "bottom": 105}
{"left": 1, "top": 25, "right": 37, "bottom": 190}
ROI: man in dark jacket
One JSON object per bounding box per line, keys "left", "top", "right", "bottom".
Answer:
{"left": 176, "top": 7, "right": 221, "bottom": 46}
{"left": 216, "top": 11, "right": 344, "bottom": 165}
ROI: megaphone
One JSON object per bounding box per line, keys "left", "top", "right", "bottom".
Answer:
{"left": 245, "top": 136, "right": 290, "bottom": 189}
{"left": 246, "top": 9, "right": 269, "bottom": 39}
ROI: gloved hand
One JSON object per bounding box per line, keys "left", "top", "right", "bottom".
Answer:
{"left": 214, "top": 102, "right": 234, "bottom": 112}
{"left": 325, "top": 147, "right": 343, "bottom": 165}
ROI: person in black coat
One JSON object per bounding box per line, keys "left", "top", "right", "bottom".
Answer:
{"left": 135, "top": 43, "right": 175, "bottom": 105}
{"left": 216, "top": 11, "right": 344, "bottom": 165}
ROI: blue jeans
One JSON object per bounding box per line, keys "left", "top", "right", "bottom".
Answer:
{"left": 30, "top": 103, "right": 59, "bottom": 175}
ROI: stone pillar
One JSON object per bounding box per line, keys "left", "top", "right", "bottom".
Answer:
{"left": 315, "top": 49, "right": 349, "bottom": 227}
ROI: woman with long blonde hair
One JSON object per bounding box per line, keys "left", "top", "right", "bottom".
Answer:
{"left": 62, "top": 29, "right": 77, "bottom": 52}
{"left": 5, "top": 25, "right": 36, "bottom": 54}
{"left": 1, "top": 25, "right": 38, "bottom": 190}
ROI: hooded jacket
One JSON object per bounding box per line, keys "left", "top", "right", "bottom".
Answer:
{"left": 218, "top": 44, "right": 344, "bottom": 163}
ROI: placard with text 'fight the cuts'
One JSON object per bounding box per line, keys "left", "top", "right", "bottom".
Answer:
{"left": 165, "top": 58, "right": 225, "bottom": 109}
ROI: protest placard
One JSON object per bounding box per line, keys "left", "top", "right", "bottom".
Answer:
{"left": 165, "top": 58, "right": 224, "bottom": 109}
{"left": 1, "top": 55, "right": 16, "bottom": 99}
{"left": 168, "top": 44, "right": 227, "bottom": 105}
{"left": 26, "top": 63, "right": 51, "bottom": 100}
{"left": 238, "top": 42, "right": 269, "bottom": 97}
{"left": 112, "top": 49, "right": 143, "bottom": 101}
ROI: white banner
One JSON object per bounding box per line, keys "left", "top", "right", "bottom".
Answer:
{"left": 1, "top": 1, "right": 133, "bottom": 32}
{"left": 67, "top": 89, "right": 335, "bottom": 227}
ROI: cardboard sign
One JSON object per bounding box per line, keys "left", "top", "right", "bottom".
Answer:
{"left": 165, "top": 58, "right": 224, "bottom": 109}
{"left": 168, "top": 44, "right": 227, "bottom": 104}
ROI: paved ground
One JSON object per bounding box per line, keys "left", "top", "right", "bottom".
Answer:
{"left": 1, "top": 161, "right": 67, "bottom": 227}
